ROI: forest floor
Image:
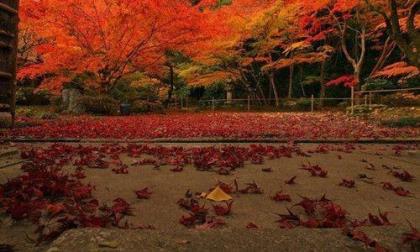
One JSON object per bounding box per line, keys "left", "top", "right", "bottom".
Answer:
{"left": 0, "top": 142, "right": 419, "bottom": 251}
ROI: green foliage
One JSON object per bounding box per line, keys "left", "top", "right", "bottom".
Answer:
{"left": 16, "top": 107, "right": 36, "bottom": 117}
{"left": 109, "top": 79, "right": 138, "bottom": 103}
{"left": 63, "top": 72, "right": 94, "bottom": 90}
{"left": 381, "top": 117, "right": 420, "bottom": 128}
{"left": 174, "top": 85, "right": 190, "bottom": 99}
{"left": 406, "top": 76, "right": 420, "bottom": 90}
{"left": 40, "top": 112, "right": 59, "bottom": 120}
{"left": 136, "top": 85, "right": 160, "bottom": 102}
{"left": 16, "top": 87, "right": 51, "bottom": 106}
{"left": 295, "top": 98, "right": 313, "bottom": 110}
{"left": 346, "top": 104, "right": 387, "bottom": 115}
{"left": 78, "top": 95, "right": 119, "bottom": 115}
{"left": 202, "top": 82, "right": 226, "bottom": 100}
{"left": 131, "top": 100, "right": 164, "bottom": 114}
{"left": 381, "top": 93, "right": 420, "bottom": 107}
{"left": 361, "top": 79, "right": 397, "bottom": 91}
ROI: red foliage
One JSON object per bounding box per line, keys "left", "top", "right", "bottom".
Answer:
{"left": 402, "top": 222, "right": 420, "bottom": 244}
{"left": 339, "top": 179, "right": 355, "bottom": 188}
{"left": 368, "top": 209, "right": 392, "bottom": 226}
{"left": 212, "top": 201, "right": 233, "bottom": 216}
{"left": 246, "top": 222, "right": 259, "bottom": 229}
{"left": 4, "top": 113, "right": 418, "bottom": 140}
{"left": 112, "top": 165, "right": 129, "bottom": 174}
{"left": 135, "top": 187, "right": 152, "bottom": 199}
{"left": 326, "top": 75, "right": 357, "bottom": 88}
{"left": 285, "top": 176, "right": 297, "bottom": 185}
{"left": 271, "top": 191, "right": 292, "bottom": 202}
{"left": 391, "top": 170, "right": 415, "bottom": 182}
{"left": 301, "top": 163, "right": 328, "bottom": 178}
{"left": 238, "top": 181, "right": 263, "bottom": 194}
{"left": 381, "top": 182, "right": 412, "bottom": 197}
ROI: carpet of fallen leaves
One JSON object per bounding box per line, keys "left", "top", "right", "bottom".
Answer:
{"left": 2, "top": 112, "right": 419, "bottom": 139}
{"left": 1, "top": 142, "right": 419, "bottom": 251}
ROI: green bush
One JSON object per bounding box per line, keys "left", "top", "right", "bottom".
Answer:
{"left": 381, "top": 117, "right": 420, "bottom": 128}
{"left": 346, "top": 104, "right": 387, "bottom": 115}
{"left": 131, "top": 100, "right": 164, "bottom": 114}
{"left": 202, "top": 82, "right": 226, "bottom": 100}
{"left": 40, "top": 112, "right": 59, "bottom": 120}
{"left": 16, "top": 87, "right": 51, "bottom": 106}
{"left": 295, "top": 98, "right": 313, "bottom": 110}
{"left": 16, "top": 107, "right": 35, "bottom": 117}
{"left": 381, "top": 93, "right": 420, "bottom": 107}
{"left": 78, "top": 95, "right": 119, "bottom": 115}
{"left": 362, "top": 79, "right": 397, "bottom": 91}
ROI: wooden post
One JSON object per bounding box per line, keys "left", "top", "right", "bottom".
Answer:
{"left": 368, "top": 92, "right": 372, "bottom": 109}
{"left": 364, "top": 94, "right": 367, "bottom": 106}
{"left": 351, "top": 87, "right": 355, "bottom": 115}
{"left": 311, "top": 95, "right": 314, "bottom": 112}
{"left": 247, "top": 95, "right": 251, "bottom": 112}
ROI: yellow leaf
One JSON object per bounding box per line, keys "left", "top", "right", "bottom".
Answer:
{"left": 206, "top": 186, "right": 232, "bottom": 202}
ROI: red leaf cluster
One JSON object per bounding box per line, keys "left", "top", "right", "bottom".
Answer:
{"left": 246, "top": 222, "right": 259, "bottom": 229}
{"left": 5, "top": 113, "right": 418, "bottom": 140}
{"left": 381, "top": 182, "right": 412, "bottom": 197}
{"left": 344, "top": 229, "right": 387, "bottom": 250}
{"left": 301, "top": 163, "right": 328, "bottom": 177}
{"left": 368, "top": 210, "right": 392, "bottom": 226}
{"left": 213, "top": 201, "right": 233, "bottom": 216}
{"left": 277, "top": 195, "right": 349, "bottom": 229}
{"left": 391, "top": 170, "right": 415, "bottom": 182}
{"left": 339, "top": 179, "right": 355, "bottom": 188}
{"left": 271, "top": 191, "right": 292, "bottom": 202}
{"left": 402, "top": 222, "right": 420, "bottom": 244}
{"left": 239, "top": 181, "right": 263, "bottom": 194}
{"left": 135, "top": 187, "right": 152, "bottom": 199}
{"left": 284, "top": 176, "right": 297, "bottom": 185}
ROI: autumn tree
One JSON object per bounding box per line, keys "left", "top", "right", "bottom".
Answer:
{"left": 364, "top": 0, "right": 419, "bottom": 67}
{"left": 19, "top": 0, "right": 222, "bottom": 93}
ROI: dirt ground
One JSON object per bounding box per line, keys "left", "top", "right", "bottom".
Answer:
{"left": 0, "top": 143, "right": 419, "bottom": 251}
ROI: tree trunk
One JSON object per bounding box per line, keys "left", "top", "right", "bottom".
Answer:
{"left": 288, "top": 64, "right": 294, "bottom": 99}
{"left": 299, "top": 66, "right": 306, "bottom": 97}
{"left": 164, "top": 65, "right": 174, "bottom": 108}
{"left": 319, "top": 61, "right": 326, "bottom": 107}
{"left": 269, "top": 72, "right": 280, "bottom": 107}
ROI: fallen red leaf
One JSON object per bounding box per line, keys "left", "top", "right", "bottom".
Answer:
{"left": 271, "top": 191, "right": 292, "bottom": 202}
{"left": 284, "top": 176, "right": 297, "bottom": 185}
{"left": 135, "top": 187, "right": 152, "bottom": 199}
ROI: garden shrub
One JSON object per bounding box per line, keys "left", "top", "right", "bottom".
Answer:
{"left": 16, "top": 107, "right": 35, "bottom": 117}
{"left": 78, "top": 95, "right": 119, "bottom": 115}
{"left": 381, "top": 117, "right": 420, "bottom": 128}
{"left": 16, "top": 87, "right": 51, "bottom": 106}
{"left": 202, "top": 82, "right": 226, "bottom": 100}
{"left": 40, "top": 112, "right": 59, "bottom": 120}
{"left": 381, "top": 93, "right": 420, "bottom": 107}
{"left": 347, "top": 104, "right": 387, "bottom": 115}
{"left": 131, "top": 100, "right": 164, "bottom": 114}
{"left": 295, "top": 98, "right": 313, "bottom": 110}
{"left": 361, "top": 79, "right": 397, "bottom": 91}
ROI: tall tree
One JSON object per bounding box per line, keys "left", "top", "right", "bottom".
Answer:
{"left": 364, "top": 0, "right": 419, "bottom": 67}
{"left": 19, "top": 0, "right": 222, "bottom": 92}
